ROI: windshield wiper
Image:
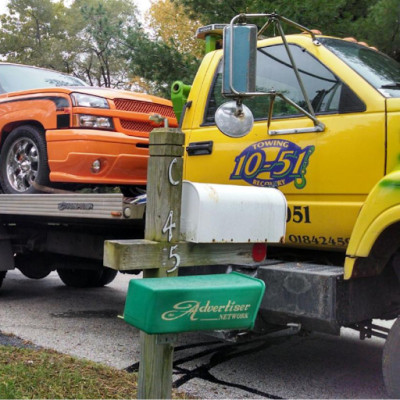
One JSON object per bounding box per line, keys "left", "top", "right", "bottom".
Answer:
{"left": 381, "top": 82, "right": 400, "bottom": 89}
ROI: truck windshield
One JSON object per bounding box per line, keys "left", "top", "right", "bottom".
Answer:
{"left": 320, "top": 38, "right": 400, "bottom": 98}
{"left": 0, "top": 64, "right": 87, "bottom": 94}
{"left": 204, "top": 43, "right": 365, "bottom": 124}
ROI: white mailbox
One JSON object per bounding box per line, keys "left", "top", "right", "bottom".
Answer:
{"left": 180, "top": 181, "right": 287, "bottom": 243}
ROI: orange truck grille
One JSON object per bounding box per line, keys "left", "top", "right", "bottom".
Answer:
{"left": 120, "top": 120, "right": 153, "bottom": 133}
{"left": 114, "top": 98, "right": 176, "bottom": 118}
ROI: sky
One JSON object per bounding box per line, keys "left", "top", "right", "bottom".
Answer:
{"left": 0, "top": 0, "right": 152, "bottom": 18}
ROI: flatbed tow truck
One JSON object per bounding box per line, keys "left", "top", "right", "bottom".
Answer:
{"left": 1, "top": 12, "right": 400, "bottom": 398}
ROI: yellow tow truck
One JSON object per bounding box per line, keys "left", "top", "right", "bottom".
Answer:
{"left": 172, "top": 13, "right": 400, "bottom": 397}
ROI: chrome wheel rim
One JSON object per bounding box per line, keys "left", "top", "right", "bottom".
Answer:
{"left": 6, "top": 137, "right": 39, "bottom": 192}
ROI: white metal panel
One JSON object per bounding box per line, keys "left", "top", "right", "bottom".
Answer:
{"left": 180, "top": 181, "right": 287, "bottom": 243}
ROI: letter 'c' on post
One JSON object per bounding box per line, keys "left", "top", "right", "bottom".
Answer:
{"left": 168, "top": 158, "right": 180, "bottom": 186}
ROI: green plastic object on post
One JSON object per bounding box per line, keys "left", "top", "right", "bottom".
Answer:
{"left": 123, "top": 272, "right": 265, "bottom": 334}
{"left": 171, "top": 80, "right": 191, "bottom": 123}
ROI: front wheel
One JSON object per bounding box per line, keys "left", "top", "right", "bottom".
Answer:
{"left": 16, "top": 254, "right": 52, "bottom": 280}
{"left": 382, "top": 317, "right": 400, "bottom": 398}
{"left": 0, "top": 125, "right": 50, "bottom": 194}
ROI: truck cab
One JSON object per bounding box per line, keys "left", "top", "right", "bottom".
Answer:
{"left": 176, "top": 16, "right": 400, "bottom": 397}
{"left": 180, "top": 25, "right": 400, "bottom": 281}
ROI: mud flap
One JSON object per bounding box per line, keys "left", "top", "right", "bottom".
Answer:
{"left": 0, "top": 226, "right": 14, "bottom": 271}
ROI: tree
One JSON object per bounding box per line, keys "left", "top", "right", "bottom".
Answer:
{"left": 173, "top": 0, "right": 400, "bottom": 62}
{"left": 69, "top": 0, "right": 139, "bottom": 87}
{"left": 123, "top": 0, "right": 203, "bottom": 97}
{"left": 124, "top": 26, "right": 200, "bottom": 97}
{"left": 0, "top": 0, "right": 72, "bottom": 71}
{"left": 356, "top": 0, "right": 400, "bottom": 61}
{"left": 0, "top": 0, "right": 141, "bottom": 88}
{"left": 146, "top": 0, "right": 203, "bottom": 58}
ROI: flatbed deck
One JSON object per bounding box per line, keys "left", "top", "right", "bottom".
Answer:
{"left": 0, "top": 193, "right": 145, "bottom": 222}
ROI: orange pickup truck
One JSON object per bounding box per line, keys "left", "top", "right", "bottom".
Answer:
{"left": 0, "top": 62, "right": 177, "bottom": 194}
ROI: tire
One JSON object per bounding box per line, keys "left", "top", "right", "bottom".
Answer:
{"left": 57, "top": 268, "right": 103, "bottom": 288}
{"left": 0, "top": 271, "right": 6, "bottom": 289}
{"left": 96, "top": 267, "right": 118, "bottom": 287}
{"left": 19, "top": 265, "right": 52, "bottom": 280}
{"left": 0, "top": 125, "right": 50, "bottom": 194}
{"left": 382, "top": 317, "right": 400, "bottom": 398}
{"left": 120, "top": 185, "right": 146, "bottom": 198}
{"left": 16, "top": 254, "right": 52, "bottom": 280}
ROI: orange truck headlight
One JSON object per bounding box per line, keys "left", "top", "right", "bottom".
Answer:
{"left": 72, "top": 114, "right": 114, "bottom": 129}
{"left": 71, "top": 93, "right": 109, "bottom": 108}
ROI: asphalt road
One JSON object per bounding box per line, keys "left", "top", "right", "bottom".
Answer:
{"left": 0, "top": 269, "right": 393, "bottom": 399}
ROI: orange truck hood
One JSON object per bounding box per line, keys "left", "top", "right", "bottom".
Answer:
{"left": 0, "top": 86, "right": 173, "bottom": 107}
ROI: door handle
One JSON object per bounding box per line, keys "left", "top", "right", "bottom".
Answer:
{"left": 186, "top": 141, "right": 213, "bottom": 156}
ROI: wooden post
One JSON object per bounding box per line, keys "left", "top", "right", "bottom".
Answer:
{"left": 102, "top": 126, "right": 285, "bottom": 399}
{"left": 138, "top": 127, "right": 185, "bottom": 399}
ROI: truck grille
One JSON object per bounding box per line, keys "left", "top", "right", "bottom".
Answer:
{"left": 114, "top": 98, "right": 175, "bottom": 118}
{"left": 120, "top": 120, "right": 153, "bottom": 133}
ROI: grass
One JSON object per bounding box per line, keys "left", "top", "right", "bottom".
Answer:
{"left": 0, "top": 345, "right": 188, "bottom": 399}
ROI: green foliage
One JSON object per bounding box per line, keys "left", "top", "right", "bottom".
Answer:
{"left": 174, "top": 0, "right": 400, "bottom": 62}
{"left": 69, "top": 0, "right": 138, "bottom": 87}
{"left": 0, "top": 0, "right": 398, "bottom": 96}
{"left": 0, "top": 0, "right": 70, "bottom": 71}
{"left": 123, "top": 27, "right": 200, "bottom": 97}
{"left": 0, "top": 0, "right": 198, "bottom": 94}
{"left": 356, "top": 0, "right": 400, "bottom": 61}
{"left": 0, "top": 0, "right": 139, "bottom": 88}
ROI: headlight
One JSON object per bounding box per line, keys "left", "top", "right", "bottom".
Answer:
{"left": 73, "top": 114, "right": 114, "bottom": 129}
{"left": 71, "top": 93, "right": 109, "bottom": 108}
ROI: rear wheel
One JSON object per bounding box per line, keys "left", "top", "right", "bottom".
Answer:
{"left": 57, "top": 261, "right": 117, "bottom": 288}
{"left": 382, "top": 317, "right": 400, "bottom": 398}
{"left": 57, "top": 268, "right": 103, "bottom": 288}
{"left": 0, "top": 125, "right": 50, "bottom": 194}
{"left": 96, "top": 268, "right": 118, "bottom": 286}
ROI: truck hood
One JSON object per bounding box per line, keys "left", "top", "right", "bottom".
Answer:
{"left": 70, "top": 86, "right": 173, "bottom": 106}
{"left": 386, "top": 97, "right": 400, "bottom": 112}
{"left": 2, "top": 86, "right": 172, "bottom": 106}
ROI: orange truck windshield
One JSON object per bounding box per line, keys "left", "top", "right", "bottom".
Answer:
{"left": 0, "top": 64, "right": 87, "bottom": 93}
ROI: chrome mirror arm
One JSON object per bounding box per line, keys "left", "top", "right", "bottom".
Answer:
{"left": 225, "top": 12, "right": 325, "bottom": 136}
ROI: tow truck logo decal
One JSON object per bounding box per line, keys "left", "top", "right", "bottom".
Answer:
{"left": 230, "top": 139, "right": 314, "bottom": 189}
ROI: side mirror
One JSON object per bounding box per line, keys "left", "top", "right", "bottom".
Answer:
{"left": 216, "top": 13, "right": 326, "bottom": 137}
{"left": 222, "top": 24, "right": 257, "bottom": 95}
{"left": 215, "top": 101, "right": 254, "bottom": 137}
{"left": 216, "top": 23, "right": 257, "bottom": 137}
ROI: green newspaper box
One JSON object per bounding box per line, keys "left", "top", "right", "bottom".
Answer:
{"left": 123, "top": 272, "right": 265, "bottom": 334}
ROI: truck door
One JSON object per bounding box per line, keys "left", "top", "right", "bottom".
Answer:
{"left": 183, "top": 41, "right": 386, "bottom": 250}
